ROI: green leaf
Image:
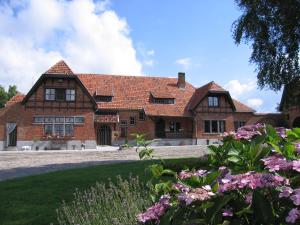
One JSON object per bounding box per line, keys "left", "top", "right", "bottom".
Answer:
{"left": 227, "top": 156, "right": 240, "bottom": 163}
{"left": 206, "top": 195, "right": 232, "bottom": 224}
{"left": 203, "top": 171, "right": 220, "bottom": 185}
{"left": 252, "top": 190, "right": 275, "bottom": 224}
{"left": 149, "top": 164, "right": 164, "bottom": 178}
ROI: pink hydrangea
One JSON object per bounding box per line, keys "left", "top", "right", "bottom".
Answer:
{"left": 234, "top": 123, "right": 265, "bottom": 140}
{"left": 137, "top": 195, "right": 171, "bottom": 223}
{"left": 285, "top": 208, "right": 300, "bottom": 224}
{"left": 292, "top": 160, "right": 300, "bottom": 172}
{"left": 218, "top": 172, "right": 289, "bottom": 193}
{"left": 222, "top": 209, "right": 233, "bottom": 217}
{"left": 172, "top": 183, "right": 190, "bottom": 193}
{"left": 295, "top": 142, "right": 300, "bottom": 154}
{"left": 279, "top": 187, "right": 293, "bottom": 198}
{"left": 275, "top": 127, "right": 287, "bottom": 138}
{"left": 177, "top": 186, "right": 215, "bottom": 205}
{"left": 290, "top": 189, "right": 300, "bottom": 206}
{"left": 245, "top": 192, "right": 253, "bottom": 204}
{"left": 262, "top": 154, "right": 293, "bottom": 172}
{"left": 178, "top": 169, "right": 207, "bottom": 180}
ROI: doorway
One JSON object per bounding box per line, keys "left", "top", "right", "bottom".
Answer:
{"left": 293, "top": 117, "right": 300, "bottom": 128}
{"left": 97, "top": 125, "right": 111, "bottom": 145}
{"left": 7, "top": 124, "right": 17, "bottom": 147}
{"left": 155, "top": 118, "right": 165, "bottom": 138}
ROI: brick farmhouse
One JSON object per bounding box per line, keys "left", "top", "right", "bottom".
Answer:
{"left": 0, "top": 61, "right": 286, "bottom": 150}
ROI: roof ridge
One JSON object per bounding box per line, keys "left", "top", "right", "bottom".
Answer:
{"left": 45, "top": 60, "right": 74, "bottom": 75}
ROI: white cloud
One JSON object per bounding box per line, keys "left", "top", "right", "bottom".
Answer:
{"left": 175, "top": 57, "right": 191, "bottom": 70}
{"left": 224, "top": 80, "right": 256, "bottom": 98}
{"left": 144, "top": 60, "right": 154, "bottom": 66}
{"left": 0, "top": 0, "right": 142, "bottom": 93}
{"left": 247, "top": 98, "right": 263, "bottom": 109}
{"left": 146, "top": 50, "right": 155, "bottom": 56}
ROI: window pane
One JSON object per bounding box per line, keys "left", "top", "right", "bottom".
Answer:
{"left": 34, "top": 116, "right": 44, "bottom": 123}
{"left": 45, "top": 88, "right": 55, "bottom": 100}
{"left": 130, "top": 117, "right": 136, "bottom": 125}
{"left": 120, "top": 127, "right": 127, "bottom": 137}
{"left": 45, "top": 117, "right": 54, "bottom": 123}
{"left": 54, "top": 124, "right": 64, "bottom": 136}
{"left": 139, "top": 111, "right": 145, "bottom": 120}
{"left": 65, "top": 117, "right": 74, "bottom": 123}
{"left": 204, "top": 121, "right": 210, "bottom": 133}
{"left": 66, "top": 89, "right": 75, "bottom": 101}
{"left": 56, "top": 89, "right": 65, "bottom": 101}
{"left": 120, "top": 120, "right": 127, "bottom": 126}
{"left": 208, "top": 97, "right": 213, "bottom": 106}
{"left": 44, "top": 124, "right": 53, "bottom": 135}
{"left": 55, "top": 117, "right": 64, "bottom": 123}
{"left": 65, "top": 124, "right": 74, "bottom": 136}
{"left": 219, "top": 121, "right": 225, "bottom": 133}
{"left": 214, "top": 97, "right": 219, "bottom": 106}
{"left": 211, "top": 120, "right": 218, "bottom": 133}
{"left": 75, "top": 117, "right": 85, "bottom": 124}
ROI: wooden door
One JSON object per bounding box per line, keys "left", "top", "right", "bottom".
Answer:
{"left": 97, "top": 125, "right": 111, "bottom": 145}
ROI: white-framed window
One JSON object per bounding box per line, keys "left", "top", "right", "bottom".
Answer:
{"left": 45, "top": 88, "right": 56, "bottom": 101}
{"left": 65, "top": 124, "right": 74, "bottom": 136}
{"left": 208, "top": 96, "right": 219, "bottom": 107}
{"left": 66, "top": 89, "right": 76, "bottom": 101}
{"left": 34, "top": 116, "right": 44, "bottom": 124}
{"left": 120, "top": 120, "right": 127, "bottom": 126}
{"left": 204, "top": 120, "right": 225, "bottom": 133}
{"left": 130, "top": 117, "right": 136, "bottom": 126}
{"left": 75, "top": 117, "right": 85, "bottom": 124}
{"left": 234, "top": 121, "right": 246, "bottom": 131}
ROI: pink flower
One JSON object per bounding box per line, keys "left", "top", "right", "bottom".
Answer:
{"left": 261, "top": 154, "right": 293, "bottom": 172}
{"left": 137, "top": 195, "right": 171, "bottom": 223}
{"left": 279, "top": 187, "right": 293, "bottom": 198}
{"left": 245, "top": 192, "right": 253, "bottom": 204}
{"left": 295, "top": 142, "right": 300, "bottom": 154}
{"left": 222, "top": 209, "right": 233, "bottom": 217}
{"left": 178, "top": 169, "right": 207, "bottom": 180}
{"left": 275, "top": 127, "right": 287, "bottom": 138}
{"left": 285, "top": 208, "right": 300, "bottom": 224}
{"left": 292, "top": 160, "right": 300, "bottom": 172}
{"left": 290, "top": 189, "right": 300, "bottom": 206}
{"left": 172, "top": 183, "right": 190, "bottom": 193}
{"left": 177, "top": 187, "right": 215, "bottom": 205}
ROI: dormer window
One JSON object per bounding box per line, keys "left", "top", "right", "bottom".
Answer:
{"left": 95, "top": 95, "right": 113, "bottom": 102}
{"left": 208, "top": 96, "right": 219, "bottom": 107}
{"left": 153, "top": 98, "right": 175, "bottom": 104}
{"left": 45, "top": 88, "right": 75, "bottom": 101}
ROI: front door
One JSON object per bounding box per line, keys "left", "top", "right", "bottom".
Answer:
{"left": 97, "top": 125, "right": 111, "bottom": 145}
{"left": 155, "top": 118, "right": 165, "bottom": 138}
{"left": 8, "top": 125, "right": 17, "bottom": 147}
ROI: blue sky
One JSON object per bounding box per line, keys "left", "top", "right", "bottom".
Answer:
{"left": 0, "top": 0, "right": 282, "bottom": 112}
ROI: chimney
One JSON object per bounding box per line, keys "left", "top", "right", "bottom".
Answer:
{"left": 177, "top": 72, "right": 186, "bottom": 89}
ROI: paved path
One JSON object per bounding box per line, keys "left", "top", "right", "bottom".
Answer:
{"left": 0, "top": 145, "right": 208, "bottom": 181}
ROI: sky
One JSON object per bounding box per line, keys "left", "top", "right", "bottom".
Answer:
{"left": 0, "top": 0, "right": 282, "bottom": 112}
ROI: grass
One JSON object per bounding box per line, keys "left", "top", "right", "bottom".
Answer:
{"left": 0, "top": 158, "right": 205, "bottom": 225}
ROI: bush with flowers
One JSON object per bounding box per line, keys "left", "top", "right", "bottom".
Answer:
{"left": 135, "top": 124, "right": 300, "bottom": 225}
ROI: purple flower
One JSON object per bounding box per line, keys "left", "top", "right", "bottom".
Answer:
{"left": 285, "top": 208, "right": 300, "bottom": 224}
{"left": 178, "top": 169, "right": 207, "bottom": 180}
{"left": 295, "top": 142, "right": 300, "bottom": 154}
{"left": 172, "top": 183, "right": 190, "bottom": 193}
{"left": 261, "top": 154, "right": 293, "bottom": 172}
{"left": 177, "top": 187, "right": 215, "bottom": 205}
{"left": 234, "top": 123, "right": 265, "bottom": 140}
{"left": 279, "top": 187, "right": 293, "bottom": 198}
{"left": 222, "top": 209, "right": 233, "bottom": 217}
{"left": 245, "top": 192, "right": 253, "bottom": 204}
{"left": 292, "top": 160, "right": 300, "bottom": 172}
{"left": 290, "top": 189, "right": 300, "bottom": 206}
{"left": 218, "top": 172, "right": 288, "bottom": 193}
{"left": 275, "top": 127, "right": 287, "bottom": 138}
{"left": 137, "top": 195, "right": 171, "bottom": 223}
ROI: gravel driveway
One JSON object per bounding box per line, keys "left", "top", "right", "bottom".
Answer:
{"left": 0, "top": 145, "right": 208, "bottom": 181}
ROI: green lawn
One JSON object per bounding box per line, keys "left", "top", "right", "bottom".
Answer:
{"left": 0, "top": 158, "right": 204, "bottom": 225}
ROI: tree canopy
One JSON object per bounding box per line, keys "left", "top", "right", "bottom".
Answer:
{"left": 233, "top": 0, "right": 300, "bottom": 91}
{"left": 0, "top": 85, "right": 18, "bottom": 108}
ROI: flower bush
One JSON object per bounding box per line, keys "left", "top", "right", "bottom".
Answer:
{"left": 136, "top": 124, "right": 300, "bottom": 225}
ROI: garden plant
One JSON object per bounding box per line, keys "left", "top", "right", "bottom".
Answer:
{"left": 136, "top": 124, "right": 300, "bottom": 225}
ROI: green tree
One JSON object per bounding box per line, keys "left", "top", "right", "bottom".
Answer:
{"left": 0, "top": 86, "right": 7, "bottom": 108}
{"left": 0, "top": 85, "right": 18, "bottom": 108}
{"left": 233, "top": 0, "right": 300, "bottom": 91}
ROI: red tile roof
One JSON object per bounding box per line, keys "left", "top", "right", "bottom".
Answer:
{"left": 77, "top": 74, "right": 254, "bottom": 116}
{"left": 45, "top": 60, "right": 74, "bottom": 75}
{"left": 5, "top": 93, "right": 25, "bottom": 107}
{"left": 233, "top": 99, "right": 255, "bottom": 112}
{"left": 77, "top": 74, "right": 196, "bottom": 117}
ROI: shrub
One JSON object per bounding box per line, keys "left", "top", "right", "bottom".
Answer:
{"left": 137, "top": 124, "right": 300, "bottom": 225}
{"left": 57, "top": 176, "right": 151, "bottom": 225}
